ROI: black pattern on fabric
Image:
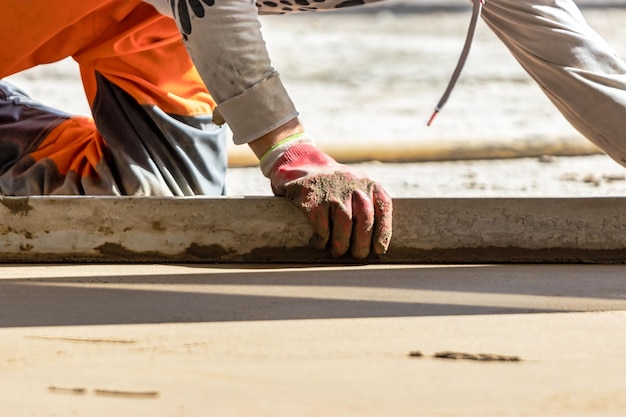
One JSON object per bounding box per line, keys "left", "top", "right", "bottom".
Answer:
{"left": 170, "top": 0, "right": 377, "bottom": 30}
{"left": 170, "top": 0, "right": 215, "bottom": 34}
{"left": 255, "top": 0, "right": 367, "bottom": 14}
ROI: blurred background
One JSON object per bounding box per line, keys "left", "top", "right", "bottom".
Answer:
{"left": 6, "top": 0, "right": 626, "bottom": 197}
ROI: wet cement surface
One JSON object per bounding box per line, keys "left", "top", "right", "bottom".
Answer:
{"left": 1, "top": 263, "right": 626, "bottom": 416}
{"left": 3, "top": 4, "right": 626, "bottom": 415}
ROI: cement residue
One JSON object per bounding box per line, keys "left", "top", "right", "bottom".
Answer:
{"left": 1, "top": 243, "right": 624, "bottom": 263}
{"left": 0, "top": 197, "right": 33, "bottom": 216}
{"left": 433, "top": 351, "right": 522, "bottom": 362}
{"left": 388, "top": 246, "right": 626, "bottom": 264}
{"left": 48, "top": 386, "right": 159, "bottom": 399}
{"left": 95, "top": 242, "right": 234, "bottom": 261}
{"left": 95, "top": 242, "right": 163, "bottom": 260}
{"left": 408, "top": 350, "right": 522, "bottom": 362}
{"left": 19, "top": 244, "right": 33, "bottom": 252}
{"left": 185, "top": 243, "right": 233, "bottom": 259}
{"left": 284, "top": 174, "right": 372, "bottom": 211}
{"left": 284, "top": 173, "right": 393, "bottom": 254}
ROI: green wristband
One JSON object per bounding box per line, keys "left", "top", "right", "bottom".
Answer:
{"left": 259, "top": 132, "right": 307, "bottom": 164}
{"left": 259, "top": 132, "right": 313, "bottom": 177}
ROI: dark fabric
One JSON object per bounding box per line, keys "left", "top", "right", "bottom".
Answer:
{"left": 91, "top": 72, "right": 227, "bottom": 196}
{"left": 0, "top": 77, "right": 228, "bottom": 196}
{"left": 0, "top": 81, "right": 69, "bottom": 195}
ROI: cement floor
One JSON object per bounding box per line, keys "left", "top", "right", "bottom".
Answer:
{"left": 2, "top": 4, "right": 626, "bottom": 415}
{"left": 1, "top": 263, "right": 626, "bottom": 416}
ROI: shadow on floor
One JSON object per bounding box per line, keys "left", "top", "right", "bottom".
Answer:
{"left": 0, "top": 264, "right": 624, "bottom": 327}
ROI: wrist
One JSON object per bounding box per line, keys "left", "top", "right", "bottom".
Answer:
{"left": 248, "top": 118, "right": 303, "bottom": 159}
{"left": 259, "top": 132, "right": 314, "bottom": 177}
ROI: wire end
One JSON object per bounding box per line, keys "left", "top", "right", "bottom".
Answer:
{"left": 427, "top": 110, "right": 439, "bottom": 127}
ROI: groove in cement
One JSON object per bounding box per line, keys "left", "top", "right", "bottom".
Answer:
{"left": 0, "top": 196, "right": 624, "bottom": 263}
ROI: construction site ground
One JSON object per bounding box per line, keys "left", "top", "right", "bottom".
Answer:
{"left": 1, "top": 264, "right": 626, "bottom": 417}
{"left": 2, "top": 1, "right": 626, "bottom": 416}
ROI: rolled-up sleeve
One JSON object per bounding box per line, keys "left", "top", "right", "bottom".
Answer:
{"left": 163, "top": 0, "right": 298, "bottom": 145}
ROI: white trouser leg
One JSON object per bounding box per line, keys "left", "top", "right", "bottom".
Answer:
{"left": 482, "top": 0, "right": 626, "bottom": 166}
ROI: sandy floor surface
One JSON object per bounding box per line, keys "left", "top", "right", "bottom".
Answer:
{"left": 3, "top": 4, "right": 626, "bottom": 416}
{"left": 2, "top": 263, "right": 626, "bottom": 417}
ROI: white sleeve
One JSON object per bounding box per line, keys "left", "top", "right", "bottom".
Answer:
{"left": 142, "top": 0, "right": 174, "bottom": 17}
{"left": 167, "top": 0, "right": 298, "bottom": 145}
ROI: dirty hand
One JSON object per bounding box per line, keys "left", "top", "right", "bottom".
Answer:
{"left": 260, "top": 133, "right": 392, "bottom": 259}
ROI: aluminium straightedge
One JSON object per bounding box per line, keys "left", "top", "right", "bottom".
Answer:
{"left": 0, "top": 196, "right": 625, "bottom": 263}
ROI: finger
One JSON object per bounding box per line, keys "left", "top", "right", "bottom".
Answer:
{"left": 329, "top": 197, "right": 353, "bottom": 258}
{"left": 371, "top": 185, "right": 393, "bottom": 255}
{"left": 306, "top": 202, "right": 331, "bottom": 250}
{"left": 283, "top": 180, "right": 331, "bottom": 251}
{"left": 350, "top": 189, "right": 375, "bottom": 259}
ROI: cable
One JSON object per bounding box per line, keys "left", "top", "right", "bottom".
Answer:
{"left": 427, "top": 0, "right": 484, "bottom": 126}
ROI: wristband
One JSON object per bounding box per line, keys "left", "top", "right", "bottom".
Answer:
{"left": 259, "top": 132, "right": 314, "bottom": 177}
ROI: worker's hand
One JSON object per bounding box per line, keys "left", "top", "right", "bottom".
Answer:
{"left": 261, "top": 133, "right": 392, "bottom": 259}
